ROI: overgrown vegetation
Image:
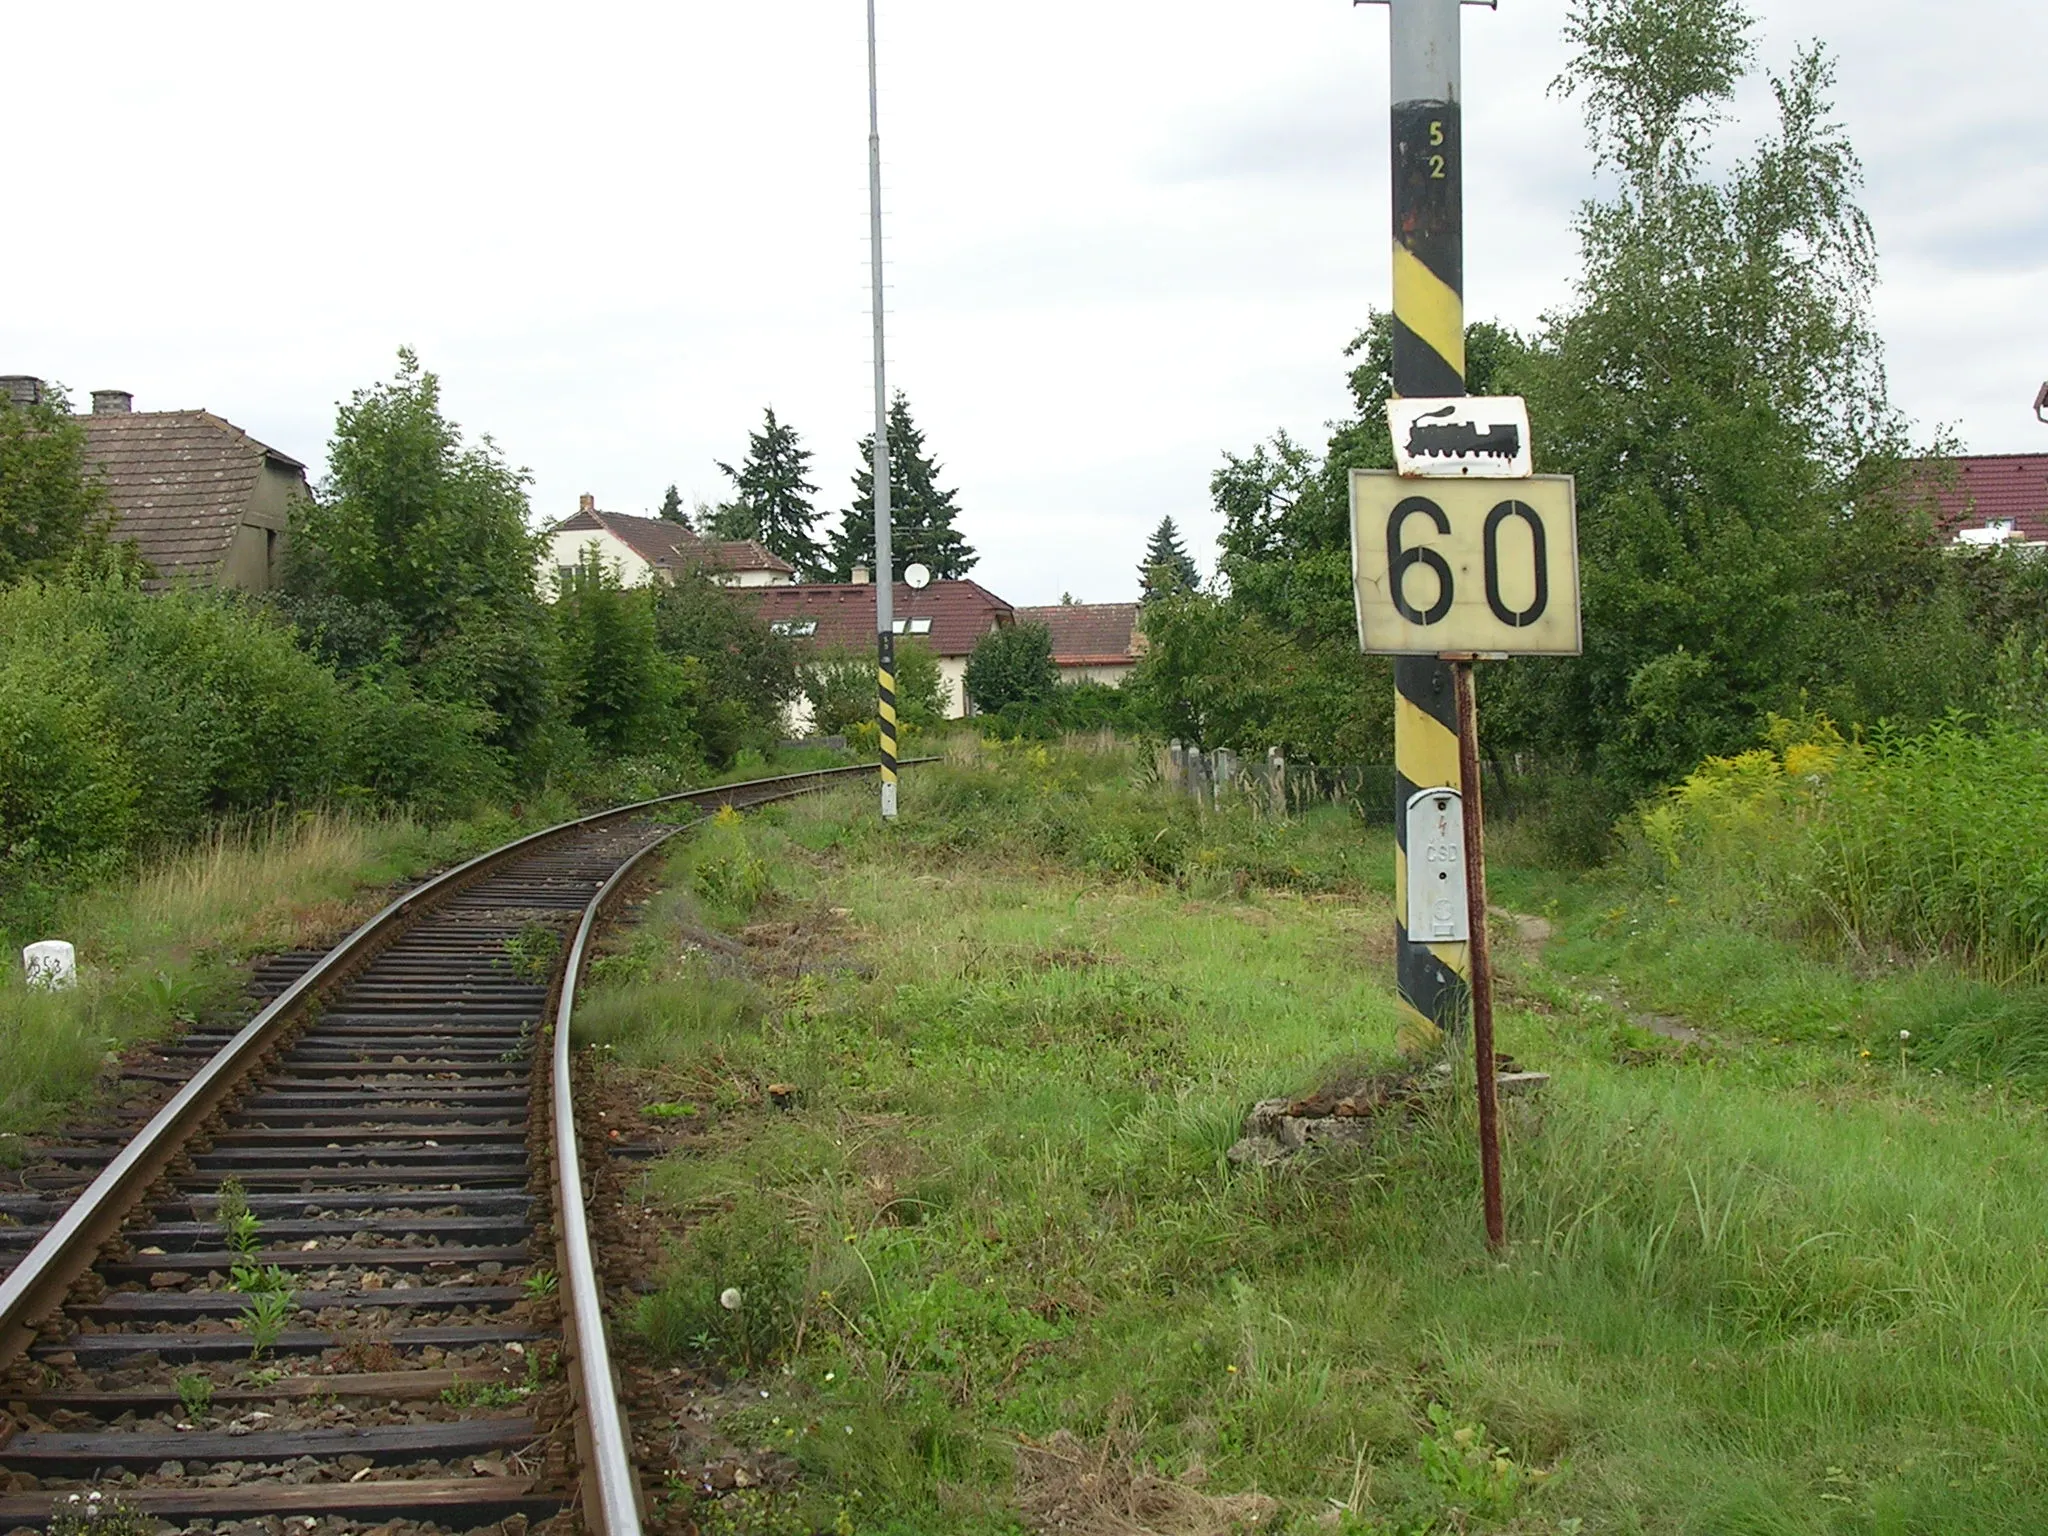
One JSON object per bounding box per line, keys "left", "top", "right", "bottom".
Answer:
{"left": 0, "top": 350, "right": 809, "bottom": 919}
{"left": 0, "top": 804, "right": 546, "bottom": 1135}
{"left": 1132, "top": 0, "right": 2046, "bottom": 814}
{"left": 585, "top": 745, "right": 2048, "bottom": 1533}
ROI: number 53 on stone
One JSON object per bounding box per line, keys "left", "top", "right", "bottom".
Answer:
{"left": 1349, "top": 470, "right": 1583, "bottom": 656}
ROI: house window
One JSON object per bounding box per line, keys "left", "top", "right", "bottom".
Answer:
{"left": 891, "top": 618, "right": 933, "bottom": 635}
{"left": 771, "top": 618, "right": 818, "bottom": 637}
{"left": 555, "top": 566, "right": 579, "bottom": 589}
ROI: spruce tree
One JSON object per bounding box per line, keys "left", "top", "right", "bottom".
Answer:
{"left": 827, "top": 393, "right": 977, "bottom": 581}
{"left": 710, "top": 407, "right": 826, "bottom": 579}
{"left": 1138, "top": 516, "right": 1200, "bottom": 604}
{"left": 656, "top": 484, "right": 692, "bottom": 528}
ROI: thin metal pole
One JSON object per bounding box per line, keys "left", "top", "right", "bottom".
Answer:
{"left": 866, "top": 0, "right": 897, "bottom": 821}
{"left": 1452, "top": 660, "right": 1504, "bottom": 1251}
{"left": 1387, "top": 0, "right": 1469, "bottom": 1043}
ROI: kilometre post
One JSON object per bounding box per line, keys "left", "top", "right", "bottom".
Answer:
{"left": 1382, "top": 0, "right": 1470, "bottom": 1042}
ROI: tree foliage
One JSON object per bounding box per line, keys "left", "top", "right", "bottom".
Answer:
{"left": 650, "top": 572, "right": 803, "bottom": 763}
{"left": 0, "top": 383, "right": 112, "bottom": 588}
{"left": 828, "top": 394, "right": 977, "bottom": 581}
{"left": 657, "top": 484, "right": 692, "bottom": 528}
{"left": 282, "top": 350, "right": 559, "bottom": 769}
{"left": 1138, "top": 517, "right": 1199, "bottom": 605}
{"left": 293, "top": 349, "right": 542, "bottom": 639}
{"left": 709, "top": 407, "right": 826, "bottom": 579}
{"left": 552, "top": 550, "right": 686, "bottom": 758}
{"left": 1133, "top": 2, "right": 2029, "bottom": 799}
{"left": 964, "top": 623, "right": 1057, "bottom": 715}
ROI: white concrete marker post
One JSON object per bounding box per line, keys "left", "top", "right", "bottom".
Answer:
{"left": 23, "top": 941, "right": 77, "bottom": 991}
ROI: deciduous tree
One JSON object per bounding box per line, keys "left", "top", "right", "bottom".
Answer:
{"left": 964, "top": 622, "right": 1056, "bottom": 714}
{"left": 0, "top": 382, "right": 111, "bottom": 587}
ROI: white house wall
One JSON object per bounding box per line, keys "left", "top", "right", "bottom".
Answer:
{"left": 542, "top": 529, "right": 650, "bottom": 589}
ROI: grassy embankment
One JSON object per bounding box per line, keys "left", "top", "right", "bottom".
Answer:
{"left": 580, "top": 736, "right": 2048, "bottom": 1536}
{"left": 0, "top": 806, "right": 548, "bottom": 1139}
{"left": 0, "top": 742, "right": 862, "bottom": 1144}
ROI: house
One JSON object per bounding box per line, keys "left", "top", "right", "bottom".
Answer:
{"left": 540, "top": 496, "right": 796, "bottom": 590}
{"left": 1910, "top": 453, "right": 2048, "bottom": 549}
{"left": 9, "top": 376, "right": 307, "bottom": 592}
{"left": 744, "top": 575, "right": 1015, "bottom": 724}
{"left": 1012, "top": 601, "right": 1146, "bottom": 686}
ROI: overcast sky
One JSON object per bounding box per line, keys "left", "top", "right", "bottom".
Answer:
{"left": 6, "top": 2, "right": 2044, "bottom": 605}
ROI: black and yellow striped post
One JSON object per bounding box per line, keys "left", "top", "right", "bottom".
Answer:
{"left": 1389, "top": 0, "right": 1468, "bottom": 1049}
{"left": 877, "top": 631, "right": 899, "bottom": 815}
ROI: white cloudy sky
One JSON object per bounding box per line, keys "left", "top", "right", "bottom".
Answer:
{"left": 5, "top": 2, "right": 2044, "bottom": 605}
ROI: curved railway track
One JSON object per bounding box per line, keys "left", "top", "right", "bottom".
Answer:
{"left": 0, "top": 763, "right": 914, "bottom": 1535}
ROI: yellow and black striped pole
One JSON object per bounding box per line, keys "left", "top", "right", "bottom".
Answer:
{"left": 877, "top": 631, "right": 899, "bottom": 813}
{"left": 1389, "top": 0, "right": 1468, "bottom": 1048}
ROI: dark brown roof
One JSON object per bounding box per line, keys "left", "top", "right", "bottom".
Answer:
{"left": 1908, "top": 454, "right": 2048, "bottom": 543}
{"left": 1013, "top": 603, "right": 1144, "bottom": 666}
{"left": 742, "top": 580, "right": 1014, "bottom": 657}
{"left": 75, "top": 410, "right": 303, "bottom": 585}
{"left": 550, "top": 507, "right": 795, "bottom": 576}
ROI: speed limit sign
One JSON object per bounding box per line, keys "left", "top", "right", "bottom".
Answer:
{"left": 1350, "top": 470, "right": 1581, "bottom": 655}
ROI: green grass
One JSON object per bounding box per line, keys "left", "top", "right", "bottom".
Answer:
{"left": 593, "top": 748, "right": 2048, "bottom": 1535}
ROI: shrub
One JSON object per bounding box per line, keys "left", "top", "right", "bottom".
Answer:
{"left": 0, "top": 622, "right": 136, "bottom": 882}
{"left": 964, "top": 622, "right": 1056, "bottom": 714}
{"left": 1631, "top": 714, "right": 2048, "bottom": 983}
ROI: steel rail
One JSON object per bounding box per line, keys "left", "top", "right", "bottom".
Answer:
{"left": 0, "top": 760, "right": 923, "bottom": 1371}
{"left": 550, "top": 763, "right": 932, "bottom": 1535}
{"left": 552, "top": 828, "right": 678, "bottom": 1536}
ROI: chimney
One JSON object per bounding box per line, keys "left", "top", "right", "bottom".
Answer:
{"left": 851, "top": 564, "right": 869, "bottom": 584}
{"left": 578, "top": 493, "right": 596, "bottom": 514}
{"left": 91, "top": 389, "right": 133, "bottom": 415}
{"left": 2, "top": 376, "right": 43, "bottom": 409}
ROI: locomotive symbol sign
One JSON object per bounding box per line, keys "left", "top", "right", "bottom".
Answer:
{"left": 1350, "top": 469, "right": 1581, "bottom": 656}
{"left": 1388, "top": 395, "right": 1533, "bottom": 479}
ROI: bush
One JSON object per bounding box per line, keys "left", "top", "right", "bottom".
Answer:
{"left": 964, "top": 622, "right": 1057, "bottom": 714}
{"left": 1631, "top": 714, "right": 2048, "bottom": 983}
{"left": 0, "top": 577, "right": 509, "bottom": 903}
{"left": 0, "top": 624, "right": 136, "bottom": 883}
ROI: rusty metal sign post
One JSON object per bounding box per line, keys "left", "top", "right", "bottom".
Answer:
{"left": 1450, "top": 659, "right": 1503, "bottom": 1248}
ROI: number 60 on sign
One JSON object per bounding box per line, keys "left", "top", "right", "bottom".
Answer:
{"left": 1349, "top": 470, "right": 1582, "bottom": 656}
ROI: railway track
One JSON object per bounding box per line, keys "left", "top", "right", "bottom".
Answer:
{"left": 0, "top": 763, "right": 911, "bottom": 1536}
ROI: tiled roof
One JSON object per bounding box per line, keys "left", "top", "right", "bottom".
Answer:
{"left": 1013, "top": 602, "right": 1144, "bottom": 666}
{"left": 76, "top": 410, "right": 303, "bottom": 585}
{"left": 1908, "top": 454, "right": 2048, "bottom": 543}
{"left": 742, "top": 580, "right": 1014, "bottom": 657}
{"left": 549, "top": 507, "right": 795, "bottom": 575}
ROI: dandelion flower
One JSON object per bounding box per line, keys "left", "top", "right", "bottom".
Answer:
{"left": 720, "top": 1287, "right": 743, "bottom": 1311}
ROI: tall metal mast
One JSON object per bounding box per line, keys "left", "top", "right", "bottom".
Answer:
{"left": 867, "top": 0, "right": 898, "bottom": 821}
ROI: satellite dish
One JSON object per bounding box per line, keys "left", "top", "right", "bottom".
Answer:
{"left": 904, "top": 562, "right": 932, "bottom": 589}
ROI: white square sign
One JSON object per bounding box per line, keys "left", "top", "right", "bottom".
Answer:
{"left": 1388, "top": 396, "right": 1533, "bottom": 479}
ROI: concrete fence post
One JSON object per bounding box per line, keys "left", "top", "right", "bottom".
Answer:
{"left": 1214, "top": 748, "right": 1238, "bottom": 799}
{"left": 1267, "top": 747, "right": 1287, "bottom": 819}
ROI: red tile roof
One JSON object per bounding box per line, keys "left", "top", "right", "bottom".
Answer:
{"left": 742, "top": 580, "right": 1014, "bottom": 657}
{"left": 76, "top": 410, "right": 305, "bottom": 586}
{"left": 1013, "top": 602, "right": 1144, "bottom": 666}
{"left": 1908, "top": 454, "right": 2048, "bottom": 543}
{"left": 550, "top": 507, "right": 794, "bottom": 576}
